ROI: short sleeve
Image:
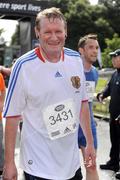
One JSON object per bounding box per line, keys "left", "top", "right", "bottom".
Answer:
{"left": 3, "top": 63, "right": 26, "bottom": 117}
{"left": 78, "top": 58, "right": 88, "bottom": 102}
{"left": 81, "top": 72, "right": 88, "bottom": 102}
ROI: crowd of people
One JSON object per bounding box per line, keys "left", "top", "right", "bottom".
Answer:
{"left": 0, "top": 7, "right": 119, "bottom": 180}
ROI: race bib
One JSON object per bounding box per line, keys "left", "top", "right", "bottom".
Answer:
{"left": 43, "top": 99, "right": 77, "bottom": 140}
{"left": 86, "top": 81, "right": 95, "bottom": 102}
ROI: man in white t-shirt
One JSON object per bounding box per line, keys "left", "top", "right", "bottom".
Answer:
{"left": 3, "top": 7, "right": 96, "bottom": 180}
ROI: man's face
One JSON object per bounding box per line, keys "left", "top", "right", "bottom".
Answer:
{"left": 36, "top": 17, "right": 67, "bottom": 58}
{"left": 79, "top": 39, "right": 99, "bottom": 64}
{"left": 112, "top": 56, "right": 120, "bottom": 68}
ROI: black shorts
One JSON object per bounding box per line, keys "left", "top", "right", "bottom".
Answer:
{"left": 24, "top": 168, "right": 83, "bottom": 180}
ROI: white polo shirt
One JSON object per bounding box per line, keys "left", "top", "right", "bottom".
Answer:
{"left": 4, "top": 47, "right": 88, "bottom": 179}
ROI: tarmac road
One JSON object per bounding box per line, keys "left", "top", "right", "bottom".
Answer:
{"left": 84, "top": 118, "right": 117, "bottom": 180}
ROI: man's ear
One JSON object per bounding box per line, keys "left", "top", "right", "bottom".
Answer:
{"left": 78, "top": 47, "right": 83, "bottom": 55}
{"left": 34, "top": 27, "right": 39, "bottom": 39}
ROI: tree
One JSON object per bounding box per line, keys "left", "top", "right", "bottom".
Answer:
{"left": 98, "top": 0, "right": 120, "bottom": 6}
{"left": 89, "top": 4, "right": 114, "bottom": 50}
{"left": 98, "top": 0, "right": 120, "bottom": 37}
{"left": 102, "top": 34, "right": 120, "bottom": 67}
{"left": 94, "top": 17, "right": 114, "bottom": 50}
{"left": 52, "top": 0, "right": 116, "bottom": 50}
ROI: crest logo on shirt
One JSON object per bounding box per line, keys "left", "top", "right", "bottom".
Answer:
{"left": 64, "top": 127, "right": 71, "bottom": 134}
{"left": 71, "top": 76, "right": 81, "bottom": 89}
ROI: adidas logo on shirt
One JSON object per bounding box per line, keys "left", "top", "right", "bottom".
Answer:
{"left": 64, "top": 127, "right": 71, "bottom": 134}
{"left": 55, "top": 71, "right": 62, "bottom": 77}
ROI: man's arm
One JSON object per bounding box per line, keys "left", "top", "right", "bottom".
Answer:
{"left": 0, "top": 73, "right": 6, "bottom": 113}
{"left": 80, "top": 101, "right": 96, "bottom": 167}
{"left": 0, "top": 89, "right": 6, "bottom": 113}
{"left": 97, "top": 74, "right": 114, "bottom": 102}
{"left": 3, "top": 116, "right": 20, "bottom": 179}
{"left": 0, "top": 66, "right": 11, "bottom": 76}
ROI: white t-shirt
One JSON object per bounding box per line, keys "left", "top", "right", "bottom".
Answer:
{"left": 4, "top": 47, "right": 87, "bottom": 179}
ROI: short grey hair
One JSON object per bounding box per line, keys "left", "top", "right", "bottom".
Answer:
{"left": 78, "top": 34, "right": 98, "bottom": 48}
{"left": 35, "top": 7, "right": 67, "bottom": 30}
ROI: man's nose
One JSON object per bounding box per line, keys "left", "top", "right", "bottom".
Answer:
{"left": 51, "top": 33, "right": 58, "bottom": 40}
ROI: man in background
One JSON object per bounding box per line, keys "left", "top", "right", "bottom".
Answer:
{"left": 97, "top": 49, "right": 120, "bottom": 173}
{"left": 0, "top": 72, "right": 6, "bottom": 177}
{"left": 115, "top": 115, "right": 120, "bottom": 179}
{"left": 78, "top": 34, "right": 99, "bottom": 180}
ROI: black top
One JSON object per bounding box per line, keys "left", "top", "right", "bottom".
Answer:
{"left": 102, "top": 69, "right": 120, "bottom": 119}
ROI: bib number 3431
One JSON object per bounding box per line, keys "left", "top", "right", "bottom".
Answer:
{"left": 43, "top": 99, "right": 77, "bottom": 140}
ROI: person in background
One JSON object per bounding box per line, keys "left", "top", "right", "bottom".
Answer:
{"left": 78, "top": 34, "right": 99, "bottom": 180}
{"left": 0, "top": 58, "right": 17, "bottom": 77}
{"left": 116, "top": 170, "right": 120, "bottom": 179}
{"left": 97, "top": 49, "right": 120, "bottom": 173}
{"left": 0, "top": 73, "right": 6, "bottom": 177}
{"left": 0, "top": 66, "right": 11, "bottom": 77}
{"left": 3, "top": 7, "right": 96, "bottom": 180}
{"left": 114, "top": 115, "right": 120, "bottom": 179}
{"left": 0, "top": 60, "right": 23, "bottom": 133}
{"left": 0, "top": 58, "right": 17, "bottom": 87}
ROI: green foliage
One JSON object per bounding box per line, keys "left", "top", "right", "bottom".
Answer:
{"left": 95, "top": 77, "right": 107, "bottom": 93}
{"left": 102, "top": 34, "right": 120, "bottom": 67}
{"left": 93, "top": 75, "right": 110, "bottom": 118}
{"left": 52, "top": 0, "right": 116, "bottom": 51}
{"left": 99, "top": 0, "right": 120, "bottom": 6}
{"left": 94, "top": 18, "right": 114, "bottom": 50}
{"left": 98, "top": 0, "right": 120, "bottom": 37}
{"left": 66, "top": 3, "right": 95, "bottom": 50}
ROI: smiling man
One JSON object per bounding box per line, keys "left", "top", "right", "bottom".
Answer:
{"left": 78, "top": 34, "right": 99, "bottom": 180}
{"left": 3, "top": 7, "right": 96, "bottom": 180}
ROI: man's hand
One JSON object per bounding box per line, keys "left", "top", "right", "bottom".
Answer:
{"left": 3, "top": 163, "right": 17, "bottom": 180}
{"left": 84, "top": 145, "right": 96, "bottom": 169}
{"left": 115, "top": 115, "right": 120, "bottom": 124}
{"left": 96, "top": 93, "right": 103, "bottom": 103}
